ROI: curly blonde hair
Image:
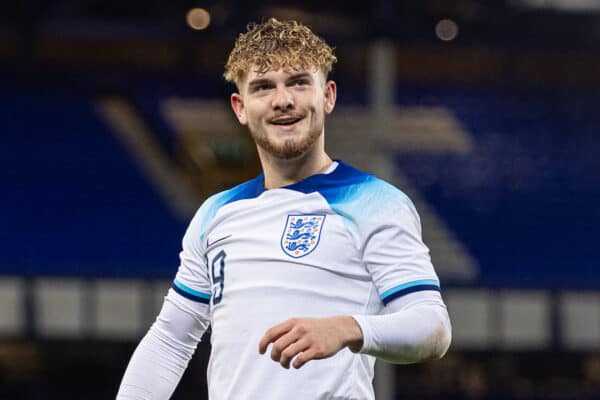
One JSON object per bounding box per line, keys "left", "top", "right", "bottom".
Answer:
{"left": 224, "top": 18, "right": 337, "bottom": 85}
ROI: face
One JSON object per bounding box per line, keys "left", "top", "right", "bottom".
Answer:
{"left": 231, "top": 67, "right": 336, "bottom": 159}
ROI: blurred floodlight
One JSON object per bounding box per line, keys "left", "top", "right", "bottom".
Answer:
{"left": 435, "top": 19, "right": 459, "bottom": 41}
{"left": 186, "top": 8, "right": 211, "bottom": 30}
{"left": 511, "top": 0, "right": 600, "bottom": 12}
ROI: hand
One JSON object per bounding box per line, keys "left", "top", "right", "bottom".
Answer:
{"left": 258, "top": 316, "right": 363, "bottom": 369}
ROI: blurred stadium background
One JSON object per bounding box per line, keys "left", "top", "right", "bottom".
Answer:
{"left": 1, "top": 0, "right": 600, "bottom": 399}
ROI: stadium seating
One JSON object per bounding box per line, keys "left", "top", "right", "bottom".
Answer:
{"left": 1, "top": 85, "right": 598, "bottom": 288}
{"left": 395, "top": 85, "right": 600, "bottom": 289}
{"left": 0, "top": 91, "right": 184, "bottom": 278}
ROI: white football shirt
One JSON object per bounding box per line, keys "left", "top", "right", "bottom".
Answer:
{"left": 171, "top": 161, "right": 441, "bottom": 400}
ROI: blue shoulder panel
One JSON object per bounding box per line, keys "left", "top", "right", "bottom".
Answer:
{"left": 284, "top": 161, "right": 417, "bottom": 224}
{"left": 197, "top": 173, "right": 264, "bottom": 241}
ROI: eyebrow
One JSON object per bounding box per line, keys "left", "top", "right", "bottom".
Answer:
{"left": 247, "top": 78, "right": 273, "bottom": 89}
{"left": 286, "top": 72, "right": 313, "bottom": 83}
{"left": 247, "top": 72, "right": 314, "bottom": 91}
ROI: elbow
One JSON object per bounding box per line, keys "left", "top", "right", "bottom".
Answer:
{"left": 384, "top": 307, "right": 452, "bottom": 364}
{"left": 427, "top": 308, "right": 452, "bottom": 361}
{"left": 430, "top": 317, "right": 452, "bottom": 360}
{"left": 410, "top": 307, "right": 452, "bottom": 363}
{"left": 362, "top": 302, "right": 453, "bottom": 364}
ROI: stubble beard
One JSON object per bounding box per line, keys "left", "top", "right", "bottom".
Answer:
{"left": 250, "top": 116, "right": 324, "bottom": 160}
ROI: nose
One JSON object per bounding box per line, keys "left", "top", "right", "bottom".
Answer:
{"left": 271, "top": 85, "right": 294, "bottom": 111}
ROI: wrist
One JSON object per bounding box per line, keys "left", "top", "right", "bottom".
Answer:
{"left": 339, "top": 316, "right": 363, "bottom": 353}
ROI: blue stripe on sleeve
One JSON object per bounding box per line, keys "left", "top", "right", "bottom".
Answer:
{"left": 172, "top": 279, "right": 211, "bottom": 304}
{"left": 380, "top": 279, "right": 441, "bottom": 305}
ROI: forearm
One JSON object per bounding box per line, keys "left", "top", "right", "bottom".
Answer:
{"left": 352, "top": 293, "right": 451, "bottom": 364}
{"left": 117, "top": 292, "right": 210, "bottom": 399}
{"left": 117, "top": 327, "right": 187, "bottom": 399}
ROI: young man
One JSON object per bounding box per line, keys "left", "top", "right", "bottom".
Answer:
{"left": 117, "top": 18, "right": 451, "bottom": 400}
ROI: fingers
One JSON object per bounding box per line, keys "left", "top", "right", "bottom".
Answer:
{"left": 292, "top": 348, "right": 317, "bottom": 369}
{"left": 259, "top": 317, "right": 343, "bottom": 369}
{"left": 270, "top": 327, "right": 303, "bottom": 363}
{"left": 258, "top": 319, "right": 295, "bottom": 354}
{"left": 278, "top": 338, "right": 309, "bottom": 369}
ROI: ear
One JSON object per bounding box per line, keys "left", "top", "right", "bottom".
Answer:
{"left": 230, "top": 93, "right": 248, "bottom": 125}
{"left": 324, "top": 80, "right": 337, "bottom": 115}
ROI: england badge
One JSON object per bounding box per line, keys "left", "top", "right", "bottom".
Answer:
{"left": 280, "top": 214, "right": 326, "bottom": 258}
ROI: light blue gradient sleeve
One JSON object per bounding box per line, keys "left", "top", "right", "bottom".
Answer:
{"left": 324, "top": 175, "right": 440, "bottom": 306}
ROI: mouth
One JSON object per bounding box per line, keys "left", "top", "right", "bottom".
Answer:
{"left": 269, "top": 115, "right": 303, "bottom": 126}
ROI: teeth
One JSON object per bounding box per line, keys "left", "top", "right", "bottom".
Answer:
{"left": 272, "top": 118, "right": 300, "bottom": 125}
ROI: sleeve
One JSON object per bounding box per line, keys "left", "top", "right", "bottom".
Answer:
{"left": 352, "top": 186, "right": 450, "bottom": 363}
{"left": 116, "top": 293, "right": 210, "bottom": 399}
{"left": 170, "top": 205, "right": 213, "bottom": 309}
{"left": 352, "top": 291, "right": 451, "bottom": 364}
{"left": 362, "top": 194, "right": 441, "bottom": 306}
{"left": 117, "top": 201, "right": 216, "bottom": 399}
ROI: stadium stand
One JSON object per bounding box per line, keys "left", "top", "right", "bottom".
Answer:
{"left": 396, "top": 86, "right": 600, "bottom": 289}
{"left": 0, "top": 90, "right": 185, "bottom": 278}
{"left": 0, "top": 84, "right": 596, "bottom": 399}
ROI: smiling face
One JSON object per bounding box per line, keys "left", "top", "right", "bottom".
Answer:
{"left": 231, "top": 67, "right": 336, "bottom": 160}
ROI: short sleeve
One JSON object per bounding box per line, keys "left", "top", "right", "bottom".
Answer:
{"left": 170, "top": 178, "right": 264, "bottom": 308}
{"left": 362, "top": 191, "right": 440, "bottom": 306}
{"left": 171, "top": 205, "right": 213, "bottom": 306}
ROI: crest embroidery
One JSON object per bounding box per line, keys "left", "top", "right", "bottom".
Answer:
{"left": 280, "top": 214, "right": 326, "bottom": 258}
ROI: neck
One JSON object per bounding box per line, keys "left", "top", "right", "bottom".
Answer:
{"left": 258, "top": 138, "right": 333, "bottom": 189}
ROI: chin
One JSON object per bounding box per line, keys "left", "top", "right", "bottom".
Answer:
{"left": 270, "top": 144, "right": 308, "bottom": 159}
{"left": 252, "top": 126, "right": 322, "bottom": 159}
